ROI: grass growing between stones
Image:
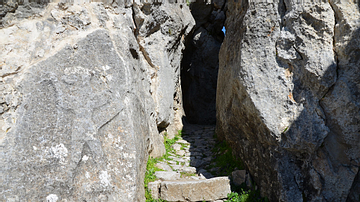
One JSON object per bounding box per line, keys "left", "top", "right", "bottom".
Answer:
{"left": 210, "top": 135, "right": 268, "bottom": 202}
{"left": 145, "top": 157, "right": 164, "bottom": 202}
{"left": 225, "top": 189, "right": 269, "bottom": 202}
{"left": 145, "top": 131, "right": 183, "bottom": 202}
{"left": 208, "top": 140, "right": 244, "bottom": 176}
{"left": 163, "top": 131, "right": 182, "bottom": 158}
{"left": 225, "top": 188, "right": 269, "bottom": 202}
{"left": 180, "top": 172, "right": 197, "bottom": 178}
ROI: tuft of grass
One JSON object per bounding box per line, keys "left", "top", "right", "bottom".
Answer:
{"left": 145, "top": 157, "right": 164, "bottom": 201}
{"left": 225, "top": 189, "right": 269, "bottom": 202}
{"left": 145, "top": 130, "right": 184, "bottom": 201}
{"left": 180, "top": 172, "right": 197, "bottom": 178}
{"left": 209, "top": 141, "right": 244, "bottom": 176}
{"left": 282, "top": 127, "right": 288, "bottom": 133}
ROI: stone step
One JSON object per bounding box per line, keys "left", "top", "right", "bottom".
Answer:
{"left": 149, "top": 177, "right": 231, "bottom": 202}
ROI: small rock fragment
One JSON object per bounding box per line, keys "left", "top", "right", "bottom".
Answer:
{"left": 232, "top": 170, "right": 246, "bottom": 186}
{"left": 148, "top": 180, "right": 161, "bottom": 199}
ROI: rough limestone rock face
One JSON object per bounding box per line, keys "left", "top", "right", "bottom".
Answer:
{"left": 181, "top": 0, "right": 225, "bottom": 124}
{"left": 133, "top": 1, "right": 194, "bottom": 136}
{"left": 0, "top": 1, "right": 194, "bottom": 201}
{"left": 217, "top": 0, "right": 360, "bottom": 201}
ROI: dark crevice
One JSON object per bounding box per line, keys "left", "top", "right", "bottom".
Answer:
{"left": 130, "top": 48, "right": 139, "bottom": 59}
{"left": 318, "top": 0, "right": 339, "bottom": 122}
{"left": 278, "top": 0, "right": 287, "bottom": 29}
{"left": 180, "top": 0, "right": 226, "bottom": 125}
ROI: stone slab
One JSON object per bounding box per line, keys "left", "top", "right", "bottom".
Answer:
{"left": 155, "top": 171, "right": 180, "bottom": 181}
{"left": 160, "top": 177, "right": 231, "bottom": 201}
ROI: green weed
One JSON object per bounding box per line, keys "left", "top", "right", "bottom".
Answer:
{"left": 209, "top": 141, "right": 244, "bottom": 176}
{"left": 225, "top": 189, "right": 269, "bottom": 202}
{"left": 145, "top": 157, "right": 164, "bottom": 201}
{"left": 180, "top": 172, "right": 197, "bottom": 178}
{"left": 145, "top": 130, "right": 184, "bottom": 201}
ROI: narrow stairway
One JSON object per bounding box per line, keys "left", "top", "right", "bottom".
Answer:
{"left": 148, "top": 124, "right": 248, "bottom": 202}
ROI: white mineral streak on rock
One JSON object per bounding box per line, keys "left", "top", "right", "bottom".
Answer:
{"left": 82, "top": 155, "right": 89, "bottom": 162}
{"left": 46, "top": 194, "right": 58, "bottom": 202}
{"left": 99, "top": 170, "right": 111, "bottom": 187}
{"left": 51, "top": 144, "right": 68, "bottom": 164}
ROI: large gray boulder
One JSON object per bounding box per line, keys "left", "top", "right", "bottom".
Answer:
{"left": 216, "top": 0, "right": 359, "bottom": 201}
{"left": 0, "top": 1, "right": 194, "bottom": 201}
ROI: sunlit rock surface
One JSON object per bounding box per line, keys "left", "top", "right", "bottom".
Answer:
{"left": 0, "top": 1, "right": 194, "bottom": 201}
{"left": 216, "top": 0, "right": 360, "bottom": 201}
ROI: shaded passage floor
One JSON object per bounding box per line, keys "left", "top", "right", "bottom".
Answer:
{"left": 157, "top": 124, "right": 218, "bottom": 179}
{"left": 149, "top": 124, "right": 247, "bottom": 202}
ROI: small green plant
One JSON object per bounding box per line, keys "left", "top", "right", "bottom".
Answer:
{"left": 145, "top": 157, "right": 164, "bottom": 201}
{"left": 145, "top": 131, "right": 184, "bottom": 201}
{"left": 225, "top": 189, "right": 268, "bottom": 202}
{"left": 226, "top": 191, "right": 247, "bottom": 202}
{"left": 180, "top": 172, "right": 197, "bottom": 178}
{"left": 209, "top": 141, "right": 244, "bottom": 176}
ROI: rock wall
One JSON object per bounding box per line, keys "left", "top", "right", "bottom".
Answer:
{"left": 216, "top": 0, "right": 360, "bottom": 201}
{"left": 181, "top": 0, "right": 225, "bottom": 125}
{"left": 0, "top": 1, "right": 194, "bottom": 201}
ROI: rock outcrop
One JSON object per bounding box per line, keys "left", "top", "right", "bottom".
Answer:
{"left": 0, "top": 1, "right": 194, "bottom": 201}
{"left": 217, "top": 0, "right": 360, "bottom": 201}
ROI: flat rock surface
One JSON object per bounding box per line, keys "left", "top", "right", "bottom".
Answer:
{"left": 155, "top": 171, "right": 181, "bottom": 181}
{"left": 160, "top": 177, "right": 231, "bottom": 202}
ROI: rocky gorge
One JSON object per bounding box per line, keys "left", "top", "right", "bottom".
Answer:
{"left": 0, "top": 0, "right": 359, "bottom": 201}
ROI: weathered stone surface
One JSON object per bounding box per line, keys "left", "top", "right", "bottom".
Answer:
{"left": 156, "top": 162, "right": 173, "bottom": 171}
{"left": 0, "top": 1, "right": 194, "bottom": 201}
{"left": 217, "top": 0, "right": 360, "bottom": 201}
{"left": 160, "top": 177, "right": 231, "bottom": 201}
{"left": 148, "top": 180, "right": 161, "bottom": 200}
{"left": 172, "top": 143, "right": 182, "bottom": 150}
{"left": 155, "top": 171, "right": 181, "bottom": 181}
{"left": 134, "top": 1, "right": 195, "bottom": 132}
{"left": 231, "top": 170, "right": 246, "bottom": 187}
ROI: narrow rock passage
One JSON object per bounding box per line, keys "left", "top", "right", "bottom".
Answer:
{"left": 149, "top": 124, "right": 245, "bottom": 202}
